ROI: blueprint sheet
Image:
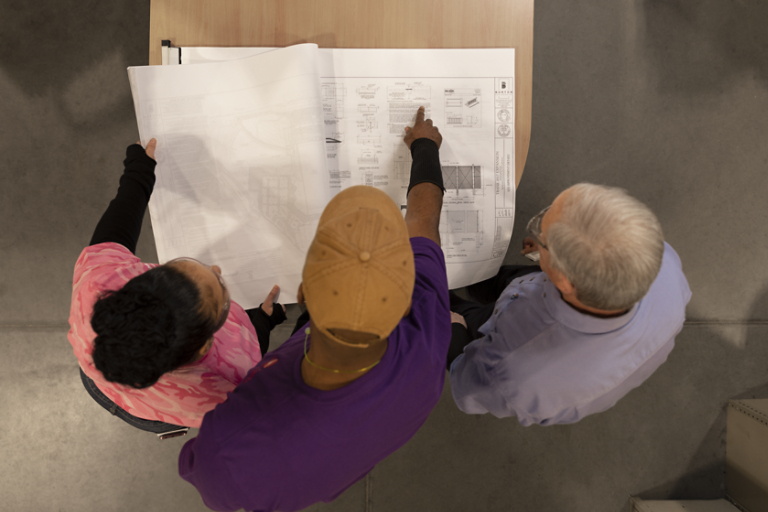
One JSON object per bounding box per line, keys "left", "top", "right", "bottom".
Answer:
{"left": 171, "top": 46, "right": 516, "bottom": 295}
{"left": 128, "top": 44, "right": 329, "bottom": 306}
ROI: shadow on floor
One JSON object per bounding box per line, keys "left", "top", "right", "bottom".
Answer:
{"left": 642, "top": 0, "right": 768, "bottom": 95}
{"left": 0, "top": 0, "right": 149, "bottom": 95}
{"left": 629, "top": 285, "right": 768, "bottom": 507}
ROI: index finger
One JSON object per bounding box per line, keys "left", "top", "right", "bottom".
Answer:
{"left": 415, "top": 106, "right": 425, "bottom": 124}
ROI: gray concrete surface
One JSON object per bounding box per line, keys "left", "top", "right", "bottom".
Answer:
{"left": 1, "top": 0, "right": 766, "bottom": 510}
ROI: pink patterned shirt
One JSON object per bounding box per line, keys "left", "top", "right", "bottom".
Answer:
{"left": 68, "top": 243, "right": 262, "bottom": 428}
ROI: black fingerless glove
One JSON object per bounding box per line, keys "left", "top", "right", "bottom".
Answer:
{"left": 407, "top": 138, "right": 445, "bottom": 196}
{"left": 246, "top": 304, "right": 287, "bottom": 356}
{"left": 259, "top": 303, "right": 287, "bottom": 329}
{"left": 124, "top": 143, "right": 158, "bottom": 175}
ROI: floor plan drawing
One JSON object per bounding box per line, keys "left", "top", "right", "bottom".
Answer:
{"left": 442, "top": 165, "right": 482, "bottom": 193}
{"left": 439, "top": 209, "right": 485, "bottom": 252}
{"left": 441, "top": 210, "right": 482, "bottom": 234}
{"left": 158, "top": 45, "right": 516, "bottom": 294}
{"left": 258, "top": 172, "right": 318, "bottom": 252}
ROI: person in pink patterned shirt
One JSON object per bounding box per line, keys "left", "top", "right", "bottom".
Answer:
{"left": 69, "top": 139, "right": 285, "bottom": 429}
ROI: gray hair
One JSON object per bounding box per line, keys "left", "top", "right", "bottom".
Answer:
{"left": 546, "top": 183, "right": 664, "bottom": 311}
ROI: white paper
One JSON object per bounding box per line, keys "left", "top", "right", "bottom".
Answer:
{"left": 128, "top": 44, "right": 330, "bottom": 306}
{"left": 173, "top": 46, "right": 516, "bottom": 292}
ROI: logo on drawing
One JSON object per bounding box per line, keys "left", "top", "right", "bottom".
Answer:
{"left": 501, "top": 81, "right": 507, "bottom": 90}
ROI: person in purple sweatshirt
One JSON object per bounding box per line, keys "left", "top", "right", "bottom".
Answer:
{"left": 178, "top": 107, "right": 450, "bottom": 512}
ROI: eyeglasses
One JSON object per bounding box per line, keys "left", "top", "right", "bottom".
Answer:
{"left": 526, "top": 205, "right": 551, "bottom": 250}
{"left": 166, "top": 257, "right": 231, "bottom": 332}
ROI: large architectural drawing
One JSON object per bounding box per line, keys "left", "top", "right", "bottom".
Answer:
{"left": 136, "top": 45, "right": 516, "bottom": 303}
{"left": 129, "top": 45, "right": 329, "bottom": 306}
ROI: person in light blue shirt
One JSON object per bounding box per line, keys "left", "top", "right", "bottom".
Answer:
{"left": 448, "top": 183, "right": 691, "bottom": 426}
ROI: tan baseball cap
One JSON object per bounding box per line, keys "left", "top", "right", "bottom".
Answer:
{"left": 302, "top": 186, "right": 415, "bottom": 347}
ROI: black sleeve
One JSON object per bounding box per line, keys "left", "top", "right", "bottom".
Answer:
{"left": 407, "top": 138, "right": 445, "bottom": 196}
{"left": 245, "top": 304, "right": 287, "bottom": 355}
{"left": 89, "top": 144, "right": 157, "bottom": 254}
{"left": 446, "top": 322, "right": 474, "bottom": 371}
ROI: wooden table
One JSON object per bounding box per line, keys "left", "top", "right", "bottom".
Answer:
{"left": 149, "top": 0, "right": 534, "bottom": 187}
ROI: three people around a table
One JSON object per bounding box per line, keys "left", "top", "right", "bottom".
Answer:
{"left": 68, "top": 107, "right": 690, "bottom": 511}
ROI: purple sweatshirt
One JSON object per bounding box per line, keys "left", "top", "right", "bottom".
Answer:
{"left": 178, "top": 237, "right": 450, "bottom": 512}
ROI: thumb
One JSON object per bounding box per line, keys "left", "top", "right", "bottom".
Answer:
{"left": 404, "top": 126, "right": 411, "bottom": 132}
{"left": 263, "top": 285, "right": 279, "bottom": 308}
{"left": 145, "top": 138, "right": 157, "bottom": 160}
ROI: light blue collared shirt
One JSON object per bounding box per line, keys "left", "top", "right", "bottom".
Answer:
{"left": 449, "top": 242, "right": 691, "bottom": 426}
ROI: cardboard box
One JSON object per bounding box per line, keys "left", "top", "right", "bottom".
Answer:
{"left": 726, "top": 399, "right": 768, "bottom": 512}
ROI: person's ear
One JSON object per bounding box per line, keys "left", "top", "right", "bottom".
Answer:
{"left": 550, "top": 269, "right": 575, "bottom": 297}
{"left": 558, "top": 276, "right": 575, "bottom": 296}
{"left": 198, "top": 337, "right": 213, "bottom": 357}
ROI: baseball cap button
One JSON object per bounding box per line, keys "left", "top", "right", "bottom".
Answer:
{"left": 359, "top": 251, "right": 371, "bottom": 262}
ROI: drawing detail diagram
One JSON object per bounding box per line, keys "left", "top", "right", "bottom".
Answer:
{"left": 444, "top": 88, "right": 482, "bottom": 127}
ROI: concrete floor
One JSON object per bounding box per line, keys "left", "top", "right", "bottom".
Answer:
{"left": 1, "top": 1, "right": 767, "bottom": 511}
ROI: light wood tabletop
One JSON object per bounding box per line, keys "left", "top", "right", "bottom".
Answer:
{"left": 149, "top": 0, "right": 534, "bottom": 186}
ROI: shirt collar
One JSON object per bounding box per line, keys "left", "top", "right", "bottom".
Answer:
{"left": 541, "top": 279, "right": 639, "bottom": 334}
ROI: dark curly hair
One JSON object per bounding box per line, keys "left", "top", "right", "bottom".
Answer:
{"left": 90, "top": 264, "right": 217, "bottom": 388}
